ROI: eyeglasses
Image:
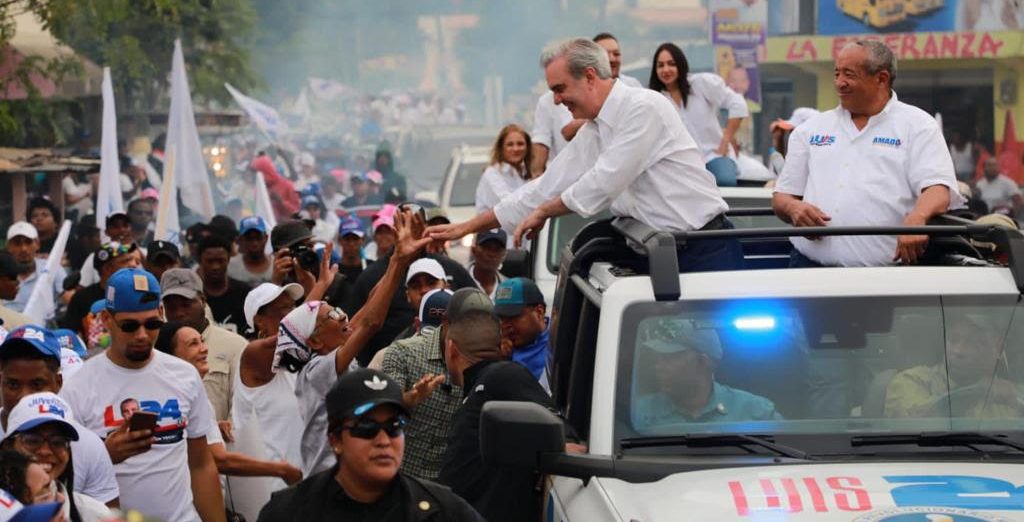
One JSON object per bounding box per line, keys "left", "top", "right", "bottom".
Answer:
{"left": 327, "top": 307, "right": 348, "bottom": 323}
{"left": 341, "top": 416, "right": 407, "bottom": 439}
{"left": 117, "top": 318, "right": 166, "bottom": 333}
{"left": 16, "top": 432, "right": 71, "bottom": 453}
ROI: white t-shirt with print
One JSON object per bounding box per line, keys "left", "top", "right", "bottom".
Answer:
{"left": 60, "top": 350, "right": 216, "bottom": 522}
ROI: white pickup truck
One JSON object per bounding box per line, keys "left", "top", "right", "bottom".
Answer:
{"left": 480, "top": 216, "right": 1024, "bottom": 521}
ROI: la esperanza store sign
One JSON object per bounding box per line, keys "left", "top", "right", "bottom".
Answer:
{"left": 766, "top": 30, "right": 1022, "bottom": 64}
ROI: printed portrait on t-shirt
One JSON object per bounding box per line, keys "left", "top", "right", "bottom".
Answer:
{"left": 104, "top": 397, "right": 189, "bottom": 444}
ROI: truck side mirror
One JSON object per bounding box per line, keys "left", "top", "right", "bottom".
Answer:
{"left": 480, "top": 401, "right": 564, "bottom": 469}
{"left": 500, "top": 249, "right": 530, "bottom": 279}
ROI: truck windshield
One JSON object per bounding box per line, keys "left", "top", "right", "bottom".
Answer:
{"left": 616, "top": 295, "right": 1024, "bottom": 443}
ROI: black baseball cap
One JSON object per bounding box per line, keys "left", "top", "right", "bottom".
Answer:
{"left": 271, "top": 220, "right": 313, "bottom": 251}
{"left": 326, "top": 368, "right": 409, "bottom": 422}
{"left": 105, "top": 212, "right": 130, "bottom": 227}
{"left": 185, "top": 223, "right": 209, "bottom": 244}
{"left": 476, "top": 229, "right": 507, "bottom": 247}
{"left": 147, "top": 240, "right": 180, "bottom": 264}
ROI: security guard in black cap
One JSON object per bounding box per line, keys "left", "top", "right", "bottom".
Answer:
{"left": 258, "top": 368, "right": 483, "bottom": 522}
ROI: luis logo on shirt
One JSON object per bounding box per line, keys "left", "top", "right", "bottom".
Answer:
{"left": 102, "top": 397, "right": 188, "bottom": 444}
{"left": 808, "top": 134, "right": 836, "bottom": 147}
{"left": 872, "top": 136, "right": 902, "bottom": 148}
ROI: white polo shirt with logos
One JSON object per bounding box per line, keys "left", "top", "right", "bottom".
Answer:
{"left": 774, "top": 92, "right": 963, "bottom": 266}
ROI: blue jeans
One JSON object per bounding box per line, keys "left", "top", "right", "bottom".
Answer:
{"left": 678, "top": 217, "right": 745, "bottom": 272}
{"left": 707, "top": 157, "right": 738, "bottom": 187}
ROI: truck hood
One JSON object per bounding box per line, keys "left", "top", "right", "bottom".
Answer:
{"left": 595, "top": 462, "right": 1024, "bottom": 521}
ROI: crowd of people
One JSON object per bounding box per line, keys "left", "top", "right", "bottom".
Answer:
{"left": 0, "top": 28, "right": 1020, "bottom": 522}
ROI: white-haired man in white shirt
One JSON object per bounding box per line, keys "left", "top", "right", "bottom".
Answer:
{"left": 433, "top": 38, "right": 743, "bottom": 272}
{"left": 530, "top": 33, "right": 644, "bottom": 176}
{"left": 772, "top": 40, "right": 962, "bottom": 267}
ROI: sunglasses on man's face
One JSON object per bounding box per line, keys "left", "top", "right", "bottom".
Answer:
{"left": 341, "top": 416, "right": 407, "bottom": 440}
{"left": 117, "top": 318, "right": 166, "bottom": 333}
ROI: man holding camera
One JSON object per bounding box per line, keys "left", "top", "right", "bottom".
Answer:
{"left": 271, "top": 220, "right": 358, "bottom": 314}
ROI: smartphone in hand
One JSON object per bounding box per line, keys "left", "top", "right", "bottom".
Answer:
{"left": 127, "top": 411, "right": 159, "bottom": 432}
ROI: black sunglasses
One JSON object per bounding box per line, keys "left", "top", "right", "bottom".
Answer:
{"left": 341, "top": 416, "right": 407, "bottom": 440}
{"left": 117, "top": 318, "right": 166, "bottom": 333}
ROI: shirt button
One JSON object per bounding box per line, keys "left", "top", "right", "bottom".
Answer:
{"left": 419, "top": 501, "right": 431, "bottom": 511}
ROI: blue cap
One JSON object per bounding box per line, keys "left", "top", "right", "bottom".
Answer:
{"left": 89, "top": 299, "right": 106, "bottom": 315}
{"left": 338, "top": 217, "right": 365, "bottom": 238}
{"left": 419, "top": 289, "right": 453, "bottom": 329}
{"left": 493, "top": 278, "right": 545, "bottom": 318}
{"left": 52, "top": 329, "right": 87, "bottom": 357}
{"left": 105, "top": 268, "right": 161, "bottom": 313}
{"left": 239, "top": 216, "right": 267, "bottom": 236}
{"left": 476, "top": 229, "right": 508, "bottom": 247}
{"left": 0, "top": 488, "right": 62, "bottom": 522}
{"left": 0, "top": 325, "right": 61, "bottom": 360}
{"left": 302, "top": 195, "right": 321, "bottom": 209}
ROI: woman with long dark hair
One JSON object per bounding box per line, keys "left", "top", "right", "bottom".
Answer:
{"left": 648, "top": 42, "right": 749, "bottom": 186}
{"left": 1, "top": 393, "right": 112, "bottom": 521}
{"left": 475, "top": 124, "right": 534, "bottom": 216}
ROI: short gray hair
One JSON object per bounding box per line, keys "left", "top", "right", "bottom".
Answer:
{"left": 843, "top": 40, "right": 897, "bottom": 86}
{"left": 539, "top": 38, "right": 612, "bottom": 80}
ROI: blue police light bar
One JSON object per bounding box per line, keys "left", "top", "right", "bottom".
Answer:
{"left": 733, "top": 316, "right": 776, "bottom": 331}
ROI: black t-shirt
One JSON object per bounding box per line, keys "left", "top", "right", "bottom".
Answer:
{"left": 205, "top": 278, "right": 251, "bottom": 335}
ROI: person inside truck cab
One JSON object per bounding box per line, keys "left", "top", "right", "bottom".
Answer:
{"left": 883, "top": 314, "right": 1024, "bottom": 419}
{"left": 632, "top": 324, "right": 782, "bottom": 429}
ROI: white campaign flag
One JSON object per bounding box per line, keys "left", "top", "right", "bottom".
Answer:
{"left": 308, "top": 77, "right": 348, "bottom": 101}
{"left": 97, "top": 67, "right": 123, "bottom": 238}
{"left": 157, "top": 39, "right": 215, "bottom": 244}
{"left": 23, "top": 220, "right": 72, "bottom": 324}
{"left": 225, "top": 83, "right": 285, "bottom": 142}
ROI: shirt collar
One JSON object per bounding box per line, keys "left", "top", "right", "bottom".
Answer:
{"left": 595, "top": 79, "right": 628, "bottom": 128}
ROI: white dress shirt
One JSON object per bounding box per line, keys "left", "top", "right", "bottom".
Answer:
{"left": 532, "top": 78, "right": 644, "bottom": 160}
{"left": 531, "top": 91, "right": 574, "bottom": 159}
{"left": 495, "top": 80, "right": 727, "bottom": 233}
{"left": 618, "top": 74, "right": 643, "bottom": 88}
{"left": 774, "top": 92, "right": 964, "bottom": 267}
{"left": 475, "top": 162, "right": 529, "bottom": 215}
{"left": 664, "top": 73, "right": 749, "bottom": 163}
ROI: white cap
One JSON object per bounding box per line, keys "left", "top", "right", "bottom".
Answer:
{"left": 1, "top": 392, "right": 79, "bottom": 446}
{"left": 6, "top": 221, "right": 37, "bottom": 241}
{"left": 787, "top": 107, "right": 820, "bottom": 128}
{"left": 299, "top": 151, "right": 316, "bottom": 168}
{"left": 244, "top": 283, "right": 304, "bottom": 330}
{"left": 406, "top": 258, "right": 446, "bottom": 284}
{"left": 60, "top": 348, "right": 84, "bottom": 380}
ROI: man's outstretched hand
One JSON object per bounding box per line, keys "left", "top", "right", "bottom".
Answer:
{"left": 394, "top": 210, "right": 432, "bottom": 264}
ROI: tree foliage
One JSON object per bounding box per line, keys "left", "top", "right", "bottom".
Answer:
{"left": 37, "top": 0, "right": 260, "bottom": 114}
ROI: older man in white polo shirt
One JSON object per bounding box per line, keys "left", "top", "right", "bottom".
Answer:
{"left": 530, "top": 33, "right": 645, "bottom": 176}
{"left": 772, "top": 40, "right": 962, "bottom": 267}
{"left": 433, "top": 38, "right": 742, "bottom": 272}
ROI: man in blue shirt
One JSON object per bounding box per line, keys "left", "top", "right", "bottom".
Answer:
{"left": 493, "top": 278, "right": 550, "bottom": 393}
{"left": 632, "top": 322, "right": 781, "bottom": 430}
{"left": 4, "top": 222, "right": 65, "bottom": 320}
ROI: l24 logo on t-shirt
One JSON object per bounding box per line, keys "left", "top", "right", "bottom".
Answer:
{"left": 103, "top": 398, "right": 189, "bottom": 444}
